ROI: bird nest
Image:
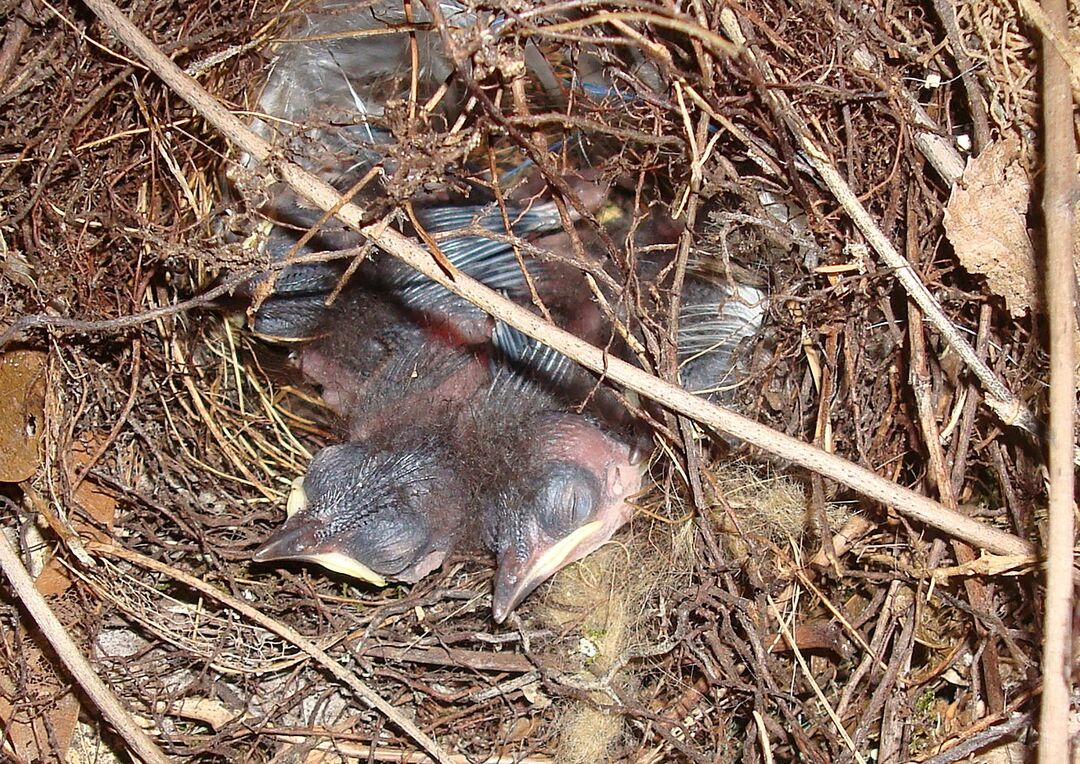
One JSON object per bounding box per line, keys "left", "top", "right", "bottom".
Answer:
{"left": 0, "top": 0, "right": 1072, "bottom": 762}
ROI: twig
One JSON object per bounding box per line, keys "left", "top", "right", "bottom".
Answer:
{"left": 0, "top": 270, "right": 251, "bottom": 350}
{"left": 1036, "top": 0, "right": 1078, "bottom": 754}
{"left": 752, "top": 711, "right": 775, "bottom": 764}
{"left": 853, "top": 594, "right": 915, "bottom": 759}
{"left": 360, "top": 644, "right": 534, "bottom": 674}
{"left": 919, "top": 711, "right": 1033, "bottom": 764}
{"left": 834, "top": 581, "right": 902, "bottom": 720}
{"left": 528, "top": 10, "right": 737, "bottom": 58}
{"left": 917, "top": 689, "right": 1037, "bottom": 763}
{"left": 0, "top": 245, "right": 368, "bottom": 351}
{"left": 719, "top": 7, "right": 1047, "bottom": 447}
{"left": 80, "top": 0, "right": 1034, "bottom": 559}
{"left": 269, "top": 735, "right": 553, "bottom": 764}
{"left": 86, "top": 541, "right": 455, "bottom": 764}
{"left": 930, "top": 0, "right": 991, "bottom": 153}
{"left": 0, "top": 532, "right": 172, "bottom": 764}
{"left": 0, "top": 1, "right": 34, "bottom": 91}
{"left": 909, "top": 301, "right": 1004, "bottom": 714}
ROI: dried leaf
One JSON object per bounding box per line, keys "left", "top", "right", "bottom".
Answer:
{"left": 68, "top": 434, "right": 119, "bottom": 534}
{"left": 0, "top": 350, "right": 47, "bottom": 482}
{"left": 944, "top": 138, "right": 1036, "bottom": 318}
{"left": 34, "top": 563, "right": 73, "bottom": 597}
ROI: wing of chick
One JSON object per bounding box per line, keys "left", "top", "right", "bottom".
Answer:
{"left": 677, "top": 278, "right": 767, "bottom": 403}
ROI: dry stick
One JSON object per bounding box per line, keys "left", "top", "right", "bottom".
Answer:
{"left": 919, "top": 711, "right": 1034, "bottom": 764}
{"left": 71, "top": 337, "right": 142, "bottom": 492}
{"left": 268, "top": 736, "right": 550, "bottom": 764}
{"left": 949, "top": 305, "right": 1006, "bottom": 715}
{"left": 0, "top": 533, "right": 173, "bottom": 764}
{"left": 81, "top": 0, "right": 1033, "bottom": 559}
{"left": 909, "top": 302, "right": 1004, "bottom": 715}
{"left": 0, "top": 270, "right": 251, "bottom": 350}
{"left": 86, "top": 541, "right": 454, "bottom": 764}
{"left": 1036, "top": 0, "right": 1077, "bottom": 755}
{"left": 929, "top": 0, "right": 991, "bottom": 154}
{"left": 0, "top": 245, "right": 369, "bottom": 351}
{"left": 917, "top": 690, "right": 1037, "bottom": 764}
{"left": 718, "top": 8, "right": 1045, "bottom": 445}
{"left": 0, "top": 1, "right": 34, "bottom": 90}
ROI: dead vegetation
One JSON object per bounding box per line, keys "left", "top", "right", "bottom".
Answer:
{"left": 0, "top": 0, "right": 1075, "bottom": 761}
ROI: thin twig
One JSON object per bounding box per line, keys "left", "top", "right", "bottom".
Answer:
{"left": 919, "top": 711, "right": 1033, "bottom": 764}
{"left": 0, "top": 532, "right": 172, "bottom": 764}
{"left": 930, "top": 0, "right": 991, "bottom": 153}
{"left": 81, "top": 0, "right": 1034, "bottom": 559}
{"left": 86, "top": 541, "right": 455, "bottom": 764}
{"left": 71, "top": 338, "right": 142, "bottom": 492}
{"left": 767, "top": 594, "right": 866, "bottom": 764}
{"left": 0, "top": 1, "right": 34, "bottom": 91}
{"left": 0, "top": 270, "right": 250, "bottom": 350}
{"left": 909, "top": 301, "right": 1004, "bottom": 714}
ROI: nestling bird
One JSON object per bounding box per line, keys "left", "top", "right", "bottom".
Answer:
{"left": 251, "top": 347, "right": 487, "bottom": 585}
{"left": 242, "top": 0, "right": 768, "bottom": 619}
{"left": 247, "top": 195, "right": 765, "bottom": 613}
{"left": 467, "top": 263, "right": 767, "bottom": 620}
{"left": 486, "top": 411, "right": 641, "bottom": 623}
{"left": 251, "top": 230, "right": 502, "bottom": 584}
{"left": 472, "top": 338, "right": 645, "bottom": 622}
{"left": 249, "top": 204, "right": 564, "bottom": 585}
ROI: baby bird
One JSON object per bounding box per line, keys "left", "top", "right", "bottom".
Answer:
{"left": 249, "top": 202, "right": 560, "bottom": 586}
{"left": 253, "top": 338, "right": 487, "bottom": 585}
{"left": 472, "top": 340, "right": 644, "bottom": 622}
{"left": 476, "top": 273, "right": 767, "bottom": 620}
{"left": 486, "top": 411, "right": 641, "bottom": 623}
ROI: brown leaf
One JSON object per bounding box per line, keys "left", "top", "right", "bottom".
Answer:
{"left": 0, "top": 350, "right": 47, "bottom": 482}
{"left": 944, "top": 138, "right": 1036, "bottom": 318}
{"left": 68, "top": 434, "right": 119, "bottom": 534}
{"left": 35, "top": 562, "right": 73, "bottom": 597}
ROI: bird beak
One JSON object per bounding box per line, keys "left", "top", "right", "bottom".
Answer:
{"left": 490, "top": 459, "right": 645, "bottom": 623}
{"left": 252, "top": 477, "right": 388, "bottom": 587}
{"left": 285, "top": 476, "right": 307, "bottom": 517}
{"left": 491, "top": 519, "right": 606, "bottom": 624}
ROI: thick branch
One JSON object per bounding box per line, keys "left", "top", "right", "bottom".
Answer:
{"left": 1035, "top": 0, "right": 1078, "bottom": 755}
